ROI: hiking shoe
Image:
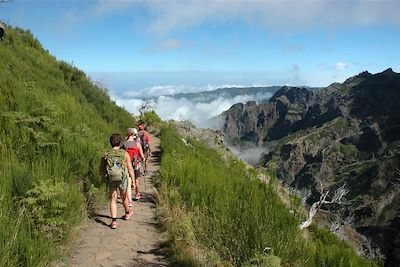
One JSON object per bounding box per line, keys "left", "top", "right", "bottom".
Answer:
{"left": 110, "top": 221, "right": 117, "bottom": 229}
{"left": 123, "top": 208, "right": 133, "bottom": 220}
{"left": 134, "top": 193, "right": 142, "bottom": 201}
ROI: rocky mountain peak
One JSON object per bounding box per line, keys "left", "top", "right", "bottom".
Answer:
{"left": 220, "top": 69, "right": 400, "bottom": 264}
{"left": 269, "top": 86, "right": 315, "bottom": 104}
{"left": 343, "top": 70, "right": 372, "bottom": 87}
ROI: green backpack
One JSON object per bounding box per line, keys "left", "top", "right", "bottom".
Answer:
{"left": 104, "top": 149, "right": 127, "bottom": 183}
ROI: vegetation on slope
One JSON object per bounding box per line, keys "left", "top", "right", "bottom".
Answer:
{"left": 0, "top": 26, "right": 134, "bottom": 266}
{"left": 157, "top": 124, "right": 379, "bottom": 266}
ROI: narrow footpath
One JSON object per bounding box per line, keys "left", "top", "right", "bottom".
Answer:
{"left": 66, "top": 134, "right": 167, "bottom": 267}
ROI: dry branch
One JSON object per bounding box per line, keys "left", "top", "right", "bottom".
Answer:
{"left": 300, "top": 183, "right": 349, "bottom": 229}
{"left": 139, "top": 99, "right": 155, "bottom": 115}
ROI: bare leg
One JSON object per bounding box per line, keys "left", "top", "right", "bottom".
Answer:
{"left": 119, "top": 189, "right": 130, "bottom": 213}
{"left": 127, "top": 177, "right": 132, "bottom": 202}
{"left": 135, "top": 177, "right": 140, "bottom": 196}
{"left": 109, "top": 188, "right": 118, "bottom": 219}
{"left": 144, "top": 158, "right": 148, "bottom": 173}
{"left": 144, "top": 148, "right": 149, "bottom": 173}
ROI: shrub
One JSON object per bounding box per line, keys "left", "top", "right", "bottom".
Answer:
{"left": 140, "top": 110, "right": 162, "bottom": 125}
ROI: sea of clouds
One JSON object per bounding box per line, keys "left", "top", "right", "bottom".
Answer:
{"left": 112, "top": 84, "right": 272, "bottom": 129}
{"left": 110, "top": 84, "right": 275, "bottom": 166}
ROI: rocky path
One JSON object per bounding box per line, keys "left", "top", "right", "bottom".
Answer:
{"left": 65, "top": 135, "right": 167, "bottom": 267}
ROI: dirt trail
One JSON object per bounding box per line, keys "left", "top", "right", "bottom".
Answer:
{"left": 66, "top": 134, "right": 167, "bottom": 267}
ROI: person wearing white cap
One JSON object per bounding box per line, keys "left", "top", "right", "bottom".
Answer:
{"left": 122, "top": 128, "right": 145, "bottom": 203}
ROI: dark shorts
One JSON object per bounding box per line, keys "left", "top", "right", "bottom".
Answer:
{"left": 108, "top": 178, "right": 128, "bottom": 191}
{"left": 143, "top": 146, "right": 150, "bottom": 159}
{"left": 134, "top": 169, "right": 141, "bottom": 178}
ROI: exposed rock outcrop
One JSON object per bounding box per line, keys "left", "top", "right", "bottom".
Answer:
{"left": 220, "top": 69, "right": 400, "bottom": 265}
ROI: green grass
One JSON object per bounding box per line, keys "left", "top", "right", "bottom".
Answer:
{"left": 158, "top": 125, "right": 380, "bottom": 266}
{"left": 0, "top": 26, "right": 134, "bottom": 266}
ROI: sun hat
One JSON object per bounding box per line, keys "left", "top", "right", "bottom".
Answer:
{"left": 127, "top": 128, "right": 138, "bottom": 135}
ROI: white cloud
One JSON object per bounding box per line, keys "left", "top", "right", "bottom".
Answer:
{"left": 123, "top": 84, "right": 210, "bottom": 98}
{"left": 154, "top": 93, "right": 272, "bottom": 128}
{"left": 91, "top": 0, "right": 140, "bottom": 17}
{"left": 84, "top": 0, "right": 400, "bottom": 36}
{"left": 335, "top": 62, "right": 350, "bottom": 71}
{"left": 290, "top": 64, "right": 301, "bottom": 85}
{"left": 282, "top": 44, "right": 303, "bottom": 54}
{"left": 140, "top": 0, "right": 400, "bottom": 35}
{"left": 144, "top": 39, "right": 186, "bottom": 53}
{"left": 112, "top": 85, "right": 273, "bottom": 128}
{"left": 318, "top": 62, "right": 350, "bottom": 71}
{"left": 111, "top": 94, "right": 144, "bottom": 116}
{"left": 158, "top": 39, "right": 183, "bottom": 50}
{"left": 122, "top": 83, "right": 257, "bottom": 99}
{"left": 316, "top": 62, "right": 354, "bottom": 82}
{"left": 228, "top": 145, "right": 268, "bottom": 166}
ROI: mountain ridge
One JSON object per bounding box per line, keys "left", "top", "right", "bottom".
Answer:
{"left": 220, "top": 68, "right": 400, "bottom": 265}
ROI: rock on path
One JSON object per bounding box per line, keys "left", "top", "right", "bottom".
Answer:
{"left": 65, "top": 134, "right": 167, "bottom": 267}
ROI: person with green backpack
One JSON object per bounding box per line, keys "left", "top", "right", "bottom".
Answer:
{"left": 99, "top": 133, "right": 136, "bottom": 229}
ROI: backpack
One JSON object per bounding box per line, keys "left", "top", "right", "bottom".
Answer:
{"left": 104, "top": 149, "right": 127, "bottom": 183}
{"left": 124, "top": 140, "right": 140, "bottom": 170}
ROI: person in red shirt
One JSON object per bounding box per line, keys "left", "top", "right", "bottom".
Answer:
{"left": 137, "top": 121, "right": 151, "bottom": 174}
{"left": 122, "top": 128, "right": 145, "bottom": 201}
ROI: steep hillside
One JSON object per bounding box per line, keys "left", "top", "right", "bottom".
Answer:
{"left": 157, "top": 122, "right": 378, "bottom": 266}
{"left": 221, "top": 69, "right": 400, "bottom": 265}
{"left": 0, "top": 26, "right": 134, "bottom": 266}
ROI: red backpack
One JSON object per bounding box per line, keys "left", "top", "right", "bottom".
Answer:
{"left": 124, "top": 141, "right": 140, "bottom": 169}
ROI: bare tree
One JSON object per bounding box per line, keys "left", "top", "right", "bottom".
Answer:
{"left": 300, "top": 183, "right": 349, "bottom": 230}
{"left": 330, "top": 220, "right": 341, "bottom": 232}
{"left": 290, "top": 187, "right": 311, "bottom": 204}
{"left": 343, "top": 211, "right": 355, "bottom": 225}
{"left": 391, "top": 168, "right": 400, "bottom": 188}
{"left": 139, "top": 99, "right": 155, "bottom": 116}
{"left": 360, "top": 235, "right": 385, "bottom": 260}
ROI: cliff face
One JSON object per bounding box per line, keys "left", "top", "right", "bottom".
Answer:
{"left": 223, "top": 101, "right": 277, "bottom": 144}
{"left": 221, "top": 69, "right": 400, "bottom": 265}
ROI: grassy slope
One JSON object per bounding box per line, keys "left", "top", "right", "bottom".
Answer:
{"left": 158, "top": 124, "right": 380, "bottom": 266}
{"left": 0, "top": 26, "right": 134, "bottom": 266}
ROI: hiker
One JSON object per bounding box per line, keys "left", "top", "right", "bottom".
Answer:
{"left": 99, "top": 133, "right": 135, "bottom": 229}
{"left": 122, "top": 128, "right": 145, "bottom": 201}
{"left": 138, "top": 121, "right": 151, "bottom": 174}
{"left": 0, "top": 22, "right": 5, "bottom": 41}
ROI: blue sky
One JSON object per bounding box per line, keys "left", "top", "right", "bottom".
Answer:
{"left": 2, "top": 0, "right": 400, "bottom": 95}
